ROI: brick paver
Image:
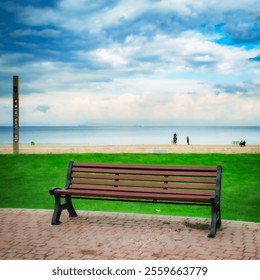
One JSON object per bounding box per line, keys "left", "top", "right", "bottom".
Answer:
{"left": 0, "top": 209, "right": 259, "bottom": 260}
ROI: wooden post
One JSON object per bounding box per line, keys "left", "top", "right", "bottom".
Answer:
{"left": 13, "top": 76, "right": 19, "bottom": 154}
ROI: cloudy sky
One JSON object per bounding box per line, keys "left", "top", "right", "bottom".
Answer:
{"left": 0, "top": 0, "right": 260, "bottom": 126}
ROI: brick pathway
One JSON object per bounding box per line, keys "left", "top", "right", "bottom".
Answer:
{"left": 0, "top": 209, "right": 259, "bottom": 260}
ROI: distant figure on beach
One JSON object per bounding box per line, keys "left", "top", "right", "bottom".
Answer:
{"left": 240, "top": 140, "right": 246, "bottom": 147}
{"left": 173, "top": 132, "right": 177, "bottom": 144}
{"left": 186, "top": 136, "right": 190, "bottom": 145}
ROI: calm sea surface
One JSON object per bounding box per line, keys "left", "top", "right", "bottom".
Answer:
{"left": 0, "top": 126, "right": 259, "bottom": 145}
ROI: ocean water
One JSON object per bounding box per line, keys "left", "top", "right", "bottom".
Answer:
{"left": 0, "top": 126, "right": 259, "bottom": 145}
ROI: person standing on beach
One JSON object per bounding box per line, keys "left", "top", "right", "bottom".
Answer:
{"left": 173, "top": 132, "right": 177, "bottom": 144}
{"left": 186, "top": 136, "right": 190, "bottom": 145}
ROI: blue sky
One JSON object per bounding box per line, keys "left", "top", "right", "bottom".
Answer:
{"left": 0, "top": 0, "right": 260, "bottom": 126}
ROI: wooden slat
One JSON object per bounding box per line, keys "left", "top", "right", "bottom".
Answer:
{"left": 72, "top": 167, "right": 217, "bottom": 177}
{"left": 70, "top": 179, "right": 216, "bottom": 190}
{"left": 54, "top": 188, "right": 212, "bottom": 203}
{"left": 73, "top": 162, "right": 217, "bottom": 172}
{"left": 71, "top": 173, "right": 216, "bottom": 184}
{"left": 69, "top": 184, "right": 214, "bottom": 196}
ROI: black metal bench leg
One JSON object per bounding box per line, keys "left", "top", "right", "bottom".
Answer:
{"left": 66, "top": 195, "right": 78, "bottom": 218}
{"left": 208, "top": 203, "right": 217, "bottom": 238}
{"left": 51, "top": 195, "right": 78, "bottom": 225}
{"left": 51, "top": 195, "right": 63, "bottom": 225}
{"left": 216, "top": 203, "right": 221, "bottom": 228}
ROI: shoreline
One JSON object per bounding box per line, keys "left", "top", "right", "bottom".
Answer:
{"left": 0, "top": 144, "right": 259, "bottom": 154}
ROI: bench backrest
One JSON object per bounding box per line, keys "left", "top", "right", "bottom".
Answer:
{"left": 65, "top": 161, "right": 222, "bottom": 201}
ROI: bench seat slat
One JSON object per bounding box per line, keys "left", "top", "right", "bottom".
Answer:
{"left": 71, "top": 173, "right": 216, "bottom": 184}
{"left": 69, "top": 184, "right": 214, "bottom": 196}
{"left": 72, "top": 167, "right": 217, "bottom": 177}
{"left": 70, "top": 179, "right": 216, "bottom": 190}
{"left": 54, "top": 188, "right": 212, "bottom": 203}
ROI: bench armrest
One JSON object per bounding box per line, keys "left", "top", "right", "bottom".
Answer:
{"left": 49, "top": 187, "right": 61, "bottom": 195}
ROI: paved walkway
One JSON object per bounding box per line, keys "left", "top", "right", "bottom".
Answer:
{"left": 0, "top": 209, "right": 259, "bottom": 260}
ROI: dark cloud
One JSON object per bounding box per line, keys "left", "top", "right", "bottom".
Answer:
{"left": 214, "top": 84, "right": 248, "bottom": 94}
{"left": 222, "top": 20, "right": 260, "bottom": 45}
{"left": 186, "top": 58, "right": 217, "bottom": 70}
{"left": 35, "top": 105, "right": 50, "bottom": 113}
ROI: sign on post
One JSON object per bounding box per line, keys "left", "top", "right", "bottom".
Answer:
{"left": 13, "top": 76, "right": 19, "bottom": 154}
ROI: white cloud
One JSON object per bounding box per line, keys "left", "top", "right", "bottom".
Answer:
{"left": 2, "top": 74, "right": 257, "bottom": 126}
{"left": 76, "top": 31, "right": 258, "bottom": 75}
{"left": 90, "top": 48, "right": 128, "bottom": 67}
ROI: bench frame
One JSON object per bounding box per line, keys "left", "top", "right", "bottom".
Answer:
{"left": 49, "top": 161, "right": 222, "bottom": 237}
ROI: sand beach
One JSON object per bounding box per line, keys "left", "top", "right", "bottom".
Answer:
{"left": 0, "top": 144, "right": 259, "bottom": 154}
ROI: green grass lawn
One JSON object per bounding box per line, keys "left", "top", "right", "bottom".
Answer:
{"left": 0, "top": 153, "right": 259, "bottom": 222}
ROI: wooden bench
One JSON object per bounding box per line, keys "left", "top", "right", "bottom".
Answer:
{"left": 49, "top": 161, "right": 222, "bottom": 237}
